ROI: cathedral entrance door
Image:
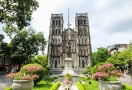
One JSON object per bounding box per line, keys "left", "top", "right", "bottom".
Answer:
{"left": 55, "top": 60, "right": 57, "bottom": 68}
{"left": 82, "top": 60, "right": 85, "bottom": 68}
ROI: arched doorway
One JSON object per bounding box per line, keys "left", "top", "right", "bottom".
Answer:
{"left": 55, "top": 60, "right": 57, "bottom": 68}
{"left": 82, "top": 60, "right": 85, "bottom": 68}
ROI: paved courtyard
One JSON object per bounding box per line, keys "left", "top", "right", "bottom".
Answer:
{"left": 0, "top": 74, "right": 132, "bottom": 90}
{"left": 0, "top": 75, "right": 12, "bottom": 90}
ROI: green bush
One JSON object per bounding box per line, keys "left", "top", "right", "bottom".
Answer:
{"left": 49, "top": 81, "right": 60, "bottom": 90}
{"left": 76, "top": 82, "right": 85, "bottom": 90}
{"left": 20, "top": 63, "right": 45, "bottom": 84}
{"left": 122, "top": 84, "right": 132, "bottom": 90}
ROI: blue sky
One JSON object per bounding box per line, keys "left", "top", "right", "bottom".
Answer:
{"left": 0, "top": 0, "right": 132, "bottom": 54}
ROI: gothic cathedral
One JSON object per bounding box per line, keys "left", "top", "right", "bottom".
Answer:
{"left": 47, "top": 13, "right": 92, "bottom": 68}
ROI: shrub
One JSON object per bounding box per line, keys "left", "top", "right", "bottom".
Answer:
{"left": 20, "top": 63, "right": 45, "bottom": 84}
{"left": 122, "top": 84, "right": 132, "bottom": 90}
{"left": 49, "top": 81, "right": 60, "bottom": 90}
{"left": 76, "top": 82, "right": 85, "bottom": 90}
{"left": 91, "top": 62, "right": 109, "bottom": 74}
{"left": 93, "top": 63, "right": 124, "bottom": 81}
{"left": 4, "top": 86, "right": 12, "bottom": 90}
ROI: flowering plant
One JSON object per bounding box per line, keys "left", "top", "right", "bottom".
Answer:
{"left": 93, "top": 63, "right": 124, "bottom": 81}
{"left": 6, "top": 65, "right": 42, "bottom": 80}
{"left": 62, "top": 73, "right": 72, "bottom": 87}
{"left": 6, "top": 72, "right": 39, "bottom": 80}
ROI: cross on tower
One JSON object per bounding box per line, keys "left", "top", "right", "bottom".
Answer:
{"left": 67, "top": 22, "right": 71, "bottom": 29}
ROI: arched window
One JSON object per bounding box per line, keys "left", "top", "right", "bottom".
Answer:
{"left": 84, "top": 20, "right": 86, "bottom": 25}
{"left": 56, "top": 20, "right": 57, "bottom": 25}
{"left": 82, "top": 60, "right": 85, "bottom": 68}
{"left": 59, "top": 29, "right": 60, "bottom": 34}
{"left": 59, "top": 20, "right": 61, "bottom": 26}
{"left": 81, "top": 20, "right": 82, "bottom": 25}
{"left": 52, "top": 20, "right": 55, "bottom": 25}
{"left": 55, "top": 60, "right": 57, "bottom": 68}
{"left": 78, "top": 20, "right": 79, "bottom": 25}
{"left": 56, "top": 29, "right": 57, "bottom": 35}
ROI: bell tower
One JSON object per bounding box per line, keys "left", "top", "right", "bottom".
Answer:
{"left": 47, "top": 14, "right": 63, "bottom": 68}
{"left": 75, "top": 13, "right": 92, "bottom": 67}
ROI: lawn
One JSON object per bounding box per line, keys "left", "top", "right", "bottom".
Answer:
{"left": 80, "top": 77, "right": 99, "bottom": 90}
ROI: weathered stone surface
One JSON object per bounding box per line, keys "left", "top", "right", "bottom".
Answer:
{"left": 98, "top": 81, "right": 122, "bottom": 90}
{"left": 12, "top": 80, "right": 34, "bottom": 90}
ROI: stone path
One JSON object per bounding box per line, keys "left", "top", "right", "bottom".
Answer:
{"left": 58, "top": 84, "right": 78, "bottom": 90}
{"left": 119, "top": 74, "right": 132, "bottom": 86}
{"left": 0, "top": 75, "right": 12, "bottom": 90}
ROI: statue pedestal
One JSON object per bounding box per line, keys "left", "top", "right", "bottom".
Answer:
{"left": 58, "top": 58, "right": 78, "bottom": 83}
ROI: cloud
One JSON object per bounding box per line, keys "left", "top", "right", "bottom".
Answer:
{"left": 1, "top": 0, "right": 132, "bottom": 53}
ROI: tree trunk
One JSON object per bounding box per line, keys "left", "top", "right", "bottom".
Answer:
{"left": 17, "top": 64, "right": 21, "bottom": 72}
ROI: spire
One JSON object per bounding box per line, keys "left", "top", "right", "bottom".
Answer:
{"left": 67, "top": 8, "right": 71, "bottom": 29}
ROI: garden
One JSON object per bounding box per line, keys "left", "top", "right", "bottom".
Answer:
{"left": 4, "top": 62, "right": 132, "bottom": 90}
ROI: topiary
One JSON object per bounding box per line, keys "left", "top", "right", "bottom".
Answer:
{"left": 20, "top": 63, "right": 45, "bottom": 85}
{"left": 76, "top": 82, "right": 85, "bottom": 90}
{"left": 49, "top": 81, "right": 60, "bottom": 90}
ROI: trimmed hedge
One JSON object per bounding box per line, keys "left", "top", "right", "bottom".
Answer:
{"left": 49, "top": 81, "right": 60, "bottom": 90}
{"left": 76, "top": 82, "right": 85, "bottom": 90}
{"left": 4, "top": 86, "right": 12, "bottom": 90}
{"left": 122, "top": 84, "right": 132, "bottom": 90}
{"left": 20, "top": 63, "right": 45, "bottom": 84}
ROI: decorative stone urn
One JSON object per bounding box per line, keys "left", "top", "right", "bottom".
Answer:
{"left": 12, "top": 80, "right": 34, "bottom": 90}
{"left": 98, "top": 81, "right": 122, "bottom": 90}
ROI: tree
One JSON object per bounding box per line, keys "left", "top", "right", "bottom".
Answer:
{"left": 107, "top": 55, "right": 125, "bottom": 68}
{"left": 92, "top": 47, "right": 111, "bottom": 65}
{"left": 43, "top": 66, "right": 53, "bottom": 81}
{"left": 83, "top": 66, "right": 92, "bottom": 80}
{"left": 31, "top": 55, "right": 47, "bottom": 67}
{"left": 0, "top": 0, "right": 39, "bottom": 29}
{"left": 4, "top": 27, "right": 47, "bottom": 71}
{"left": 31, "top": 55, "right": 53, "bottom": 81}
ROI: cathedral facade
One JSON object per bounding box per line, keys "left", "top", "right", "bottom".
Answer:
{"left": 47, "top": 13, "right": 92, "bottom": 68}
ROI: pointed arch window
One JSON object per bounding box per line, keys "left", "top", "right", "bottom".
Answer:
{"left": 55, "top": 60, "right": 57, "bottom": 68}
{"left": 78, "top": 20, "right": 79, "bottom": 25}
{"left": 81, "top": 20, "right": 82, "bottom": 25}
{"left": 59, "top": 20, "right": 61, "bottom": 26}
{"left": 52, "top": 20, "right": 55, "bottom": 25}
{"left": 82, "top": 60, "right": 85, "bottom": 68}
{"left": 59, "top": 29, "right": 61, "bottom": 34}
{"left": 84, "top": 20, "right": 86, "bottom": 25}
{"left": 56, "top": 20, "right": 57, "bottom": 25}
{"left": 56, "top": 29, "right": 57, "bottom": 35}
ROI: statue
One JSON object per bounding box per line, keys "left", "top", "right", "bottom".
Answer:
{"left": 66, "top": 42, "right": 71, "bottom": 57}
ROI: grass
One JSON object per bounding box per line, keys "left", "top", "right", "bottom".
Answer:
{"left": 32, "top": 79, "right": 52, "bottom": 90}
{"left": 80, "top": 77, "right": 99, "bottom": 90}
{"left": 32, "top": 77, "right": 57, "bottom": 90}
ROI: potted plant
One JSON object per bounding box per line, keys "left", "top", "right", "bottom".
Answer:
{"left": 62, "top": 73, "right": 72, "bottom": 90}
{"left": 93, "top": 63, "right": 125, "bottom": 90}
{"left": 6, "top": 65, "right": 41, "bottom": 90}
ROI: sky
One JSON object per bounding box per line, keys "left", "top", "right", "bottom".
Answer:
{"left": 0, "top": 0, "right": 132, "bottom": 54}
